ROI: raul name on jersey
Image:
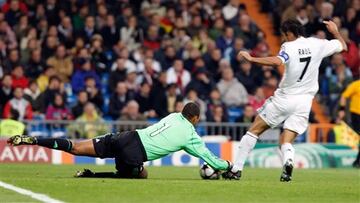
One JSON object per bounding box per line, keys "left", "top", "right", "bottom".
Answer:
{"left": 298, "top": 48, "right": 311, "bottom": 55}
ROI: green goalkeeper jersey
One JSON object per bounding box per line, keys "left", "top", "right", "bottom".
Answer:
{"left": 136, "top": 113, "right": 229, "bottom": 170}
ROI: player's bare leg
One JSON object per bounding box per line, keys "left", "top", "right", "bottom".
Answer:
{"left": 223, "top": 115, "right": 270, "bottom": 180}
{"left": 279, "top": 129, "right": 297, "bottom": 182}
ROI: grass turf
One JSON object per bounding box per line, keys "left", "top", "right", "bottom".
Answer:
{"left": 0, "top": 164, "right": 359, "bottom": 203}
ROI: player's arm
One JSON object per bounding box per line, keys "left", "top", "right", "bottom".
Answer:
{"left": 323, "top": 20, "right": 348, "bottom": 52}
{"left": 183, "top": 133, "right": 230, "bottom": 171}
{"left": 238, "top": 51, "right": 283, "bottom": 66}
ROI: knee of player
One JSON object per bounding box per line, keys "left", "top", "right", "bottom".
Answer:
{"left": 70, "top": 142, "right": 80, "bottom": 154}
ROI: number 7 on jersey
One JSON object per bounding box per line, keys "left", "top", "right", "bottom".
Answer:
{"left": 297, "top": 57, "right": 311, "bottom": 82}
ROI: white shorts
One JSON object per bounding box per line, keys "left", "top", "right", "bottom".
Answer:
{"left": 257, "top": 92, "right": 313, "bottom": 134}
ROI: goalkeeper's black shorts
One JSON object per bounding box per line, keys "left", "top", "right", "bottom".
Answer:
{"left": 92, "top": 131, "right": 147, "bottom": 177}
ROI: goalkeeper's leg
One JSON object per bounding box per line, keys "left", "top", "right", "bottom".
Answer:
{"left": 75, "top": 166, "right": 148, "bottom": 179}
{"left": 7, "top": 135, "right": 97, "bottom": 157}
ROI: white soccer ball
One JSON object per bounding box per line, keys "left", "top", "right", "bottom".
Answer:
{"left": 199, "top": 164, "right": 220, "bottom": 180}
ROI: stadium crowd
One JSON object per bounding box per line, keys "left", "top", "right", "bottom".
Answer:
{"left": 0, "top": 0, "right": 358, "bottom": 138}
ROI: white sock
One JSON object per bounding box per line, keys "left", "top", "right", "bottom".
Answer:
{"left": 281, "top": 143, "right": 295, "bottom": 165}
{"left": 234, "top": 132, "right": 258, "bottom": 171}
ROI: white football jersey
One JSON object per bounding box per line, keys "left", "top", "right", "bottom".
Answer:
{"left": 276, "top": 37, "right": 343, "bottom": 96}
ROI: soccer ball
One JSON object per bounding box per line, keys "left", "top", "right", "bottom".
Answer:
{"left": 199, "top": 164, "right": 220, "bottom": 180}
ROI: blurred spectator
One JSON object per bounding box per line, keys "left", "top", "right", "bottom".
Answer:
{"left": 150, "top": 71, "right": 168, "bottom": 117}
{"left": 236, "top": 104, "right": 255, "bottom": 123}
{"left": 36, "top": 65, "right": 55, "bottom": 92}
{"left": 174, "top": 100, "right": 184, "bottom": 113}
{"left": 23, "top": 80, "right": 41, "bottom": 113}
{"left": 45, "top": 93, "right": 72, "bottom": 120}
{"left": 222, "top": 0, "right": 240, "bottom": 22}
{"left": 57, "top": 16, "right": 73, "bottom": 47}
{"left": 217, "top": 67, "right": 248, "bottom": 107}
{"left": 206, "top": 88, "right": 228, "bottom": 121}
{"left": 141, "top": 0, "right": 166, "bottom": 17}
{"left": 248, "top": 87, "right": 266, "bottom": 111}
{"left": 3, "top": 87, "right": 33, "bottom": 120}
{"left": 0, "top": 108, "right": 25, "bottom": 137}
{"left": 281, "top": 0, "right": 304, "bottom": 23}
{"left": 89, "top": 34, "right": 108, "bottom": 74}
{"left": 84, "top": 76, "right": 103, "bottom": 109}
{"left": 119, "top": 100, "right": 146, "bottom": 121}
{"left": 204, "top": 48, "right": 222, "bottom": 79}
{"left": 137, "top": 48, "right": 162, "bottom": 72}
{"left": 339, "top": 28, "right": 359, "bottom": 77}
{"left": 187, "top": 15, "right": 203, "bottom": 37}
{"left": 262, "top": 76, "right": 279, "bottom": 98}
{"left": 216, "top": 26, "right": 234, "bottom": 55}
{"left": 39, "top": 75, "right": 65, "bottom": 112}
{"left": 143, "top": 25, "right": 161, "bottom": 50}
{"left": 11, "top": 65, "right": 28, "bottom": 89}
{"left": 236, "top": 60, "right": 261, "bottom": 93}
{"left": 72, "top": 90, "right": 89, "bottom": 119}
{"left": 309, "top": 2, "right": 334, "bottom": 36}
{"left": 186, "top": 67, "right": 215, "bottom": 100}
{"left": 75, "top": 16, "right": 98, "bottom": 45}
{"left": 206, "top": 104, "right": 229, "bottom": 135}
{"left": 325, "top": 53, "right": 353, "bottom": 112}
{"left": 109, "top": 82, "right": 131, "bottom": 120}
{"left": 138, "top": 57, "right": 159, "bottom": 85}
{"left": 0, "top": 74, "right": 13, "bottom": 111}
{"left": 71, "top": 57, "right": 101, "bottom": 94}
{"left": 154, "top": 83, "right": 181, "bottom": 118}
{"left": 47, "top": 44, "right": 73, "bottom": 82}
{"left": 111, "top": 47, "right": 136, "bottom": 72}
{"left": 3, "top": 48, "right": 20, "bottom": 73}
{"left": 156, "top": 45, "right": 177, "bottom": 71}
{"left": 19, "top": 28, "right": 37, "bottom": 64}
{"left": 100, "top": 14, "right": 119, "bottom": 49}
{"left": 209, "top": 17, "right": 225, "bottom": 40}
{"left": 0, "top": 20, "right": 17, "bottom": 50}
{"left": 234, "top": 14, "right": 259, "bottom": 49}
{"left": 42, "top": 35, "right": 58, "bottom": 60}
{"left": 124, "top": 66, "right": 139, "bottom": 97}
{"left": 26, "top": 48, "right": 46, "bottom": 79}
{"left": 184, "top": 89, "right": 207, "bottom": 121}
{"left": 109, "top": 58, "right": 127, "bottom": 91}
{"left": 3, "top": 0, "right": 28, "bottom": 27}
{"left": 135, "top": 82, "right": 156, "bottom": 118}
{"left": 120, "top": 15, "right": 142, "bottom": 52}
{"left": 166, "top": 59, "right": 191, "bottom": 92}
{"left": 68, "top": 102, "right": 107, "bottom": 139}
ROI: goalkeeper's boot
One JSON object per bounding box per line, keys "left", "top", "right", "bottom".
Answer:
{"left": 75, "top": 169, "right": 95, "bottom": 178}
{"left": 7, "top": 135, "right": 37, "bottom": 146}
{"left": 280, "top": 159, "right": 294, "bottom": 182}
{"left": 222, "top": 170, "right": 242, "bottom": 180}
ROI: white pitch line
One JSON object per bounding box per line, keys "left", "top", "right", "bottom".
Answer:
{"left": 0, "top": 180, "right": 65, "bottom": 203}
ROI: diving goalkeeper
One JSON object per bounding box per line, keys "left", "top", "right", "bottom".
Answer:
{"left": 7, "top": 102, "right": 234, "bottom": 178}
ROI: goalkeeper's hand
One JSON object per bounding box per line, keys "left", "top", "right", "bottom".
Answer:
{"left": 222, "top": 161, "right": 241, "bottom": 180}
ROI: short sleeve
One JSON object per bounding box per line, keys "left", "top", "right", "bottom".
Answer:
{"left": 277, "top": 44, "right": 290, "bottom": 64}
{"left": 320, "top": 39, "right": 343, "bottom": 57}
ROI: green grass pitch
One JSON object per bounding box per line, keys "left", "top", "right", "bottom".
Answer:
{"left": 0, "top": 164, "right": 359, "bottom": 203}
